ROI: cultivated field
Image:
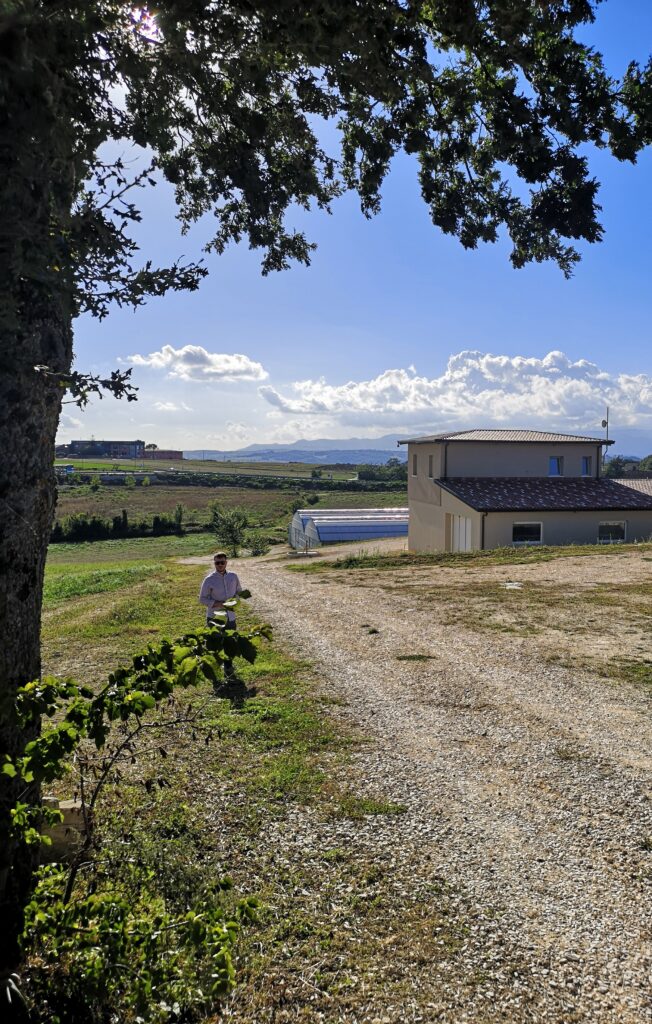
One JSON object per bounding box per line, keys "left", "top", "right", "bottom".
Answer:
{"left": 54, "top": 482, "right": 408, "bottom": 534}
{"left": 55, "top": 456, "right": 357, "bottom": 480}
{"left": 39, "top": 535, "right": 652, "bottom": 1022}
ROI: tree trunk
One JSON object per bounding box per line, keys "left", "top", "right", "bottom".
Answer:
{"left": 0, "top": 311, "right": 72, "bottom": 970}
{"left": 0, "top": 9, "right": 78, "bottom": 969}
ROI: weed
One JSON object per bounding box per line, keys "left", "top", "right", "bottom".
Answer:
{"left": 609, "top": 659, "right": 652, "bottom": 688}
{"left": 335, "top": 793, "right": 407, "bottom": 819}
{"left": 554, "top": 744, "right": 588, "bottom": 762}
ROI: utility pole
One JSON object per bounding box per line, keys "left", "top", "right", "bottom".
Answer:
{"left": 601, "top": 407, "right": 609, "bottom": 468}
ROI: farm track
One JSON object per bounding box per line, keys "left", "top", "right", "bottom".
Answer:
{"left": 232, "top": 546, "right": 652, "bottom": 1023}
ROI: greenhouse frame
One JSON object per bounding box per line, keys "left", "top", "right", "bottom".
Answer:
{"left": 289, "top": 508, "right": 409, "bottom": 550}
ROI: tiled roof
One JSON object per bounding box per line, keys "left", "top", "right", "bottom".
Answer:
{"left": 438, "top": 477, "right": 652, "bottom": 512}
{"left": 399, "top": 429, "right": 611, "bottom": 445}
{"left": 615, "top": 477, "right": 652, "bottom": 495}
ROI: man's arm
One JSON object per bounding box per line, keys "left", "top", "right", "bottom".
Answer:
{"left": 198, "top": 575, "right": 214, "bottom": 608}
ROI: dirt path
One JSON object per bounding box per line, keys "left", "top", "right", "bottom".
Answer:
{"left": 235, "top": 544, "right": 652, "bottom": 1023}
{"left": 188, "top": 545, "right": 652, "bottom": 1021}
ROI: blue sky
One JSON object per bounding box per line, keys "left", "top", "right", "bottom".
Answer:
{"left": 61, "top": 1, "right": 652, "bottom": 454}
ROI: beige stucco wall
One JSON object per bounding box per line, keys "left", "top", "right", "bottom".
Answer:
{"left": 408, "top": 499, "right": 446, "bottom": 552}
{"left": 406, "top": 441, "right": 603, "bottom": 479}
{"left": 408, "top": 490, "right": 483, "bottom": 551}
{"left": 484, "top": 509, "right": 652, "bottom": 548}
{"left": 407, "top": 443, "right": 444, "bottom": 503}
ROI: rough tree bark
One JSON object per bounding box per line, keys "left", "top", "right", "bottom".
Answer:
{"left": 0, "top": 13, "right": 75, "bottom": 963}
{"left": 0, "top": 311, "right": 72, "bottom": 969}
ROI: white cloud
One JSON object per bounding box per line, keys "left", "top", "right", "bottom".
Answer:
{"left": 259, "top": 350, "right": 652, "bottom": 431}
{"left": 153, "top": 401, "right": 192, "bottom": 412}
{"left": 59, "top": 413, "right": 83, "bottom": 430}
{"left": 127, "top": 344, "right": 268, "bottom": 382}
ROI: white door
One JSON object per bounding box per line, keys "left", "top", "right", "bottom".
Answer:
{"left": 452, "top": 515, "right": 472, "bottom": 552}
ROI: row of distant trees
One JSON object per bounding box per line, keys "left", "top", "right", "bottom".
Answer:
{"left": 603, "top": 455, "right": 652, "bottom": 478}
{"left": 50, "top": 502, "right": 275, "bottom": 554}
{"left": 50, "top": 505, "right": 185, "bottom": 543}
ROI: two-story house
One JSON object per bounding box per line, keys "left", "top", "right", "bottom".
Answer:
{"left": 398, "top": 429, "right": 652, "bottom": 551}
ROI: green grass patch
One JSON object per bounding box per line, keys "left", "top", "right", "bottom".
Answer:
{"left": 47, "top": 532, "right": 216, "bottom": 564}
{"left": 608, "top": 659, "right": 652, "bottom": 689}
{"left": 43, "top": 563, "right": 157, "bottom": 606}
{"left": 288, "top": 542, "right": 652, "bottom": 573}
{"left": 335, "top": 793, "right": 407, "bottom": 819}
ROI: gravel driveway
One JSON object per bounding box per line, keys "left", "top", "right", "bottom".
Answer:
{"left": 201, "top": 544, "right": 652, "bottom": 1022}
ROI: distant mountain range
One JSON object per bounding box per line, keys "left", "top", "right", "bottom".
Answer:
{"left": 184, "top": 428, "right": 652, "bottom": 466}
{"left": 185, "top": 434, "right": 409, "bottom": 465}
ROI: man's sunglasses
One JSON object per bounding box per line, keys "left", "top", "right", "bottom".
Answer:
{"left": 214, "top": 560, "right": 227, "bottom": 564}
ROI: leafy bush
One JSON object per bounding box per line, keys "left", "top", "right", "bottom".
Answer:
{"left": 246, "top": 530, "right": 271, "bottom": 556}
{"left": 6, "top": 615, "right": 267, "bottom": 1023}
{"left": 51, "top": 509, "right": 185, "bottom": 543}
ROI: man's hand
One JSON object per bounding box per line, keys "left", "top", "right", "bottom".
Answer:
{"left": 211, "top": 601, "right": 225, "bottom": 610}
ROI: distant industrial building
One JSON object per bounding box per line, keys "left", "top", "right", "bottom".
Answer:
{"left": 57, "top": 439, "right": 145, "bottom": 459}
{"left": 56, "top": 439, "right": 182, "bottom": 460}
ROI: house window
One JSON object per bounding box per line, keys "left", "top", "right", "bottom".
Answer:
{"left": 412, "top": 453, "right": 418, "bottom": 477}
{"left": 598, "top": 521, "right": 626, "bottom": 544}
{"left": 512, "top": 522, "right": 542, "bottom": 545}
{"left": 549, "top": 456, "right": 564, "bottom": 476}
{"left": 581, "top": 456, "right": 592, "bottom": 477}
{"left": 428, "top": 454, "right": 433, "bottom": 478}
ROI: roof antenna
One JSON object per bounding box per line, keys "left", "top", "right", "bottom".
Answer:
{"left": 600, "top": 407, "right": 609, "bottom": 469}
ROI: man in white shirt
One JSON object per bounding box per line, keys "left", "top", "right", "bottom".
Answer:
{"left": 199, "top": 552, "right": 243, "bottom": 680}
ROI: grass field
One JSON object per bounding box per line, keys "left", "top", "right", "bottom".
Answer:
{"left": 53, "top": 483, "right": 408, "bottom": 535}
{"left": 55, "top": 456, "right": 357, "bottom": 481}
{"left": 38, "top": 536, "right": 423, "bottom": 1019}
{"left": 36, "top": 534, "right": 652, "bottom": 1019}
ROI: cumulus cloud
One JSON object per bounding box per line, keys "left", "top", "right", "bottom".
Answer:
{"left": 153, "top": 401, "right": 192, "bottom": 412}
{"left": 259, "top": 350, "right": 652, "bottom": 431}
{"left": 59, "top": 413, "right": 83, "bottom": 430}
{"left": 127, "top": 344, "right": 268, "bottom": 382}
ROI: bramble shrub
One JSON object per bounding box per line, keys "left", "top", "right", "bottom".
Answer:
{"left": 3, "top": 605, "right": 268, "bottom": 1023}
{"left": 246, "top": 530, "right": 271, "bottom": 556}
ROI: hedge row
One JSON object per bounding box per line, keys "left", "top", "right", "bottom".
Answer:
{"left": 50, "top": 509, "right": 187, "bottom": 543}
{"left": 58, "top": 471, "right": 406, "bottom": 492}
